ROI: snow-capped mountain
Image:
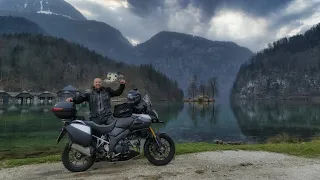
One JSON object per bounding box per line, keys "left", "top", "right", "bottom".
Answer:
{"left": 0, "top": 0, "right": 254, "bottom": 99}
{"left": 0, "top": 0, "right": 86, "bottom": 20}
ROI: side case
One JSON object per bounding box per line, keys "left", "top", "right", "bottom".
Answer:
{"left": 65, "top": 123, "right": 92, "bottom": 147}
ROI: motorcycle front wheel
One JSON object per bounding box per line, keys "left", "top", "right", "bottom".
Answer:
{"left": 61, "top": 142, "right": 96, "bottom": 172}
{"left": 144, "top": 133, "right": 175, "bottom": 166}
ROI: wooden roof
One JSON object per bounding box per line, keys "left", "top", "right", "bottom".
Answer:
{"left": 2, "top": 91, "right": 57, "bottom": 97}
{"left": 0, "top": 90, "right": 10, "bottom": 97}
{"left": 61, "top": 85, "right": 79, "bottom": 92}
{"left": 16, "top": 91, "right": 34, "bottom": 98}
{"left": 38, "top": 91, "right": 56, "bottom": 97}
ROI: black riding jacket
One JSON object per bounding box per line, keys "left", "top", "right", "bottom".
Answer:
{"left": 72, "top": 84, "right": 125, "bottom": 124}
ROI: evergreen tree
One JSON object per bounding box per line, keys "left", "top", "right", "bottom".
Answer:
{"left": 0, "top": 34, "right": 184, "bottom": 101}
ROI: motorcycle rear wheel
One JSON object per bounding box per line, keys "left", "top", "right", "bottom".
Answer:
{"left": 61, "top": 142, "right": 96, "bottom": 172}
{"left": 144, "top": 133, "right": 175, "bottom": 166}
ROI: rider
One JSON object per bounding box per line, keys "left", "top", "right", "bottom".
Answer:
{"left": 66, "top": 78, "right": 126, "bottom": 125}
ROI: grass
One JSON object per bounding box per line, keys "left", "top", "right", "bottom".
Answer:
{"left": 176, "top": 141, "right": 320, "bottom": 158}
{"left": 1, "top": 138, "right": 320, "bottom": 169}
{"left": 0, "top": 155, "right": 60, "bottom": 169}
{"left": 266, "top": 132, "right": 302, "bottom": 144}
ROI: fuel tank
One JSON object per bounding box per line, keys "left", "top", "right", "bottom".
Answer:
{"left": 129, "top": 114, "right": 152, "bottom": 130}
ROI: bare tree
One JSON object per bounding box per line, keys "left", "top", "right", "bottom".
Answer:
{"left": 188, "top": 74, "right": 198, "bottom": 99}
{"left": 199, "top": 83, "right": 206, "bottom": 97}
{"left": 208, "top": 77, "right": 219, "bottom": 98}
{"left": 187, "top": 84, "right": 193, "bottom": 98}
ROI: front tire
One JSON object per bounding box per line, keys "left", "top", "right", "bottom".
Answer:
{"left": 144, "top": 133, "right": 175, "bottom": 166}
{"left": 61, "top": 142, "right": 96, "bottom": 172}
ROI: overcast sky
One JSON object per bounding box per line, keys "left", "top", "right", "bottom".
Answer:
{"left": 64, "top": 0, "right": 320, "bottom": 52}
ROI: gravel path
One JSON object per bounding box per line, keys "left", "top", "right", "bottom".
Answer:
{"left": 1, "top": 151, "right": 320, "bottom": 180}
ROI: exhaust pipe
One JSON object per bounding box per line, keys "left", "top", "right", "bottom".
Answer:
{"left": 71, "top": 143, "right": 92, "bottom": 157}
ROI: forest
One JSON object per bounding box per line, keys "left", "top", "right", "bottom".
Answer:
{"left": 0, "top": 33, "right": 184, "bottom": 101}
{"left": 231, "top": 22, "right": 320, "bottom": 99}
{"left": 244, "top": 23, "right": 320, "bottom": 72}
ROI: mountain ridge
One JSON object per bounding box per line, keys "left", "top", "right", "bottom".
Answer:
{"left": 0, "top": 10, "right": 136, "bottom": 64}
{"left": 0, "top": 0, "right": 86, "bottom": 20}
{"left": 146, "top": 31, "right": 251, "bottom": 50}
{"left": 0, "top": 0, "right": 254, "bottom": 98}
{"left": 231, "top": 22, "right": 320, "bottom": 100}
{"left": 135, "top": 31, "right": 253, "bottom": 98}
{"left": 0, "top": 16, "right": 46, "bottom": 34}
{"left": 0, "top": 33, "right": 184, "bottom": 101}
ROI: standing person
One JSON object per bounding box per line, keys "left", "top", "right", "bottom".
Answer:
{"left": 66, "top": 78, "right": 125, "bottom": 124}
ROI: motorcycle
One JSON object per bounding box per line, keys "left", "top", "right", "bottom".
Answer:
{"left": 51, "top": 89, "right": 175, "bottom": 172}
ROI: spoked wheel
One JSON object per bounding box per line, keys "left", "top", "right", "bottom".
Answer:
{"left": 144, "top": 133, "right": 175, "bottom": 166}
{"left": 61, "top": 142, "right": 96, "bottom": 172}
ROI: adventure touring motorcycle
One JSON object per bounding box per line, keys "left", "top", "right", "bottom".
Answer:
{"left": 52, "top": 88, "right": 175, "bottom": 172}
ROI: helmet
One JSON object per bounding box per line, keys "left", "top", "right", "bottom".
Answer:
{"left": 127, "top": 89, "right": 141, "bottom": 105}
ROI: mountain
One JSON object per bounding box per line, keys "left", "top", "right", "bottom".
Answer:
{"left": 0, "top": 0, "right": 86, "bottom": 20}
{"left": 0, "top": 1, "right": 254, "bottom": 98}
{"left": 0, "top": 16, "right": 46, "bottom": 34}
{"left": 231, "top": 23, "right": 320, "bottom": 100}
{"left": 135, "top": 31, "right": 253, "bottom": 99}
{"left": 0, "top": 0, "right": 135, "bottom": 63}
{"left": 0, "top": 33, "right": 184, "bottom": 101}
{"left": 0, "top": 11, "right": 136, "bottom": 64}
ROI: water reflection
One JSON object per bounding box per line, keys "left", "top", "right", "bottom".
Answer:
{"left": 3, "top": 100, "right": 320, "bottom": 159}
{"left": 186, "top": 102, "right": 219, "bottom": 127}
{"left": 158, "top": 102, "right": 245, "bottom": 143}
{"left": 0, "top": 103, "right": 185, "bottom": 160}
{"left": 231, "top": 100, "right": 320, "bottom": 142}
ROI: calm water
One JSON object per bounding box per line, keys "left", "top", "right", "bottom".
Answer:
{"left": 1, "top": 100, "right": 320, "bottom": 159}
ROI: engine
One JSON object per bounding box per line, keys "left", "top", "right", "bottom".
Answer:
{"left": 114, "top": 136, "right": 141, "bottom": 154}
{"left": 114, "top": 139, "right": 131, "bottom": 154}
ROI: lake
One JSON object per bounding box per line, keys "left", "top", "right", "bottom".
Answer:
{"left": 1, "top": 100, "right": 320, "bottom": 160}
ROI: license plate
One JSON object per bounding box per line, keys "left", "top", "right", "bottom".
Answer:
{"left": 56, "top": 128, "right": 66, "bottom": 144}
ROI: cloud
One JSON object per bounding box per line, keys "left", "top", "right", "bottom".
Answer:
{"left": 271, "top": 0, "right": 320, "bottom": 39}
{"left": 64, "top": 0, "right": 320, "bottom": 52}
{"left": 126, "top": 37, "right": 140, "bottom": 46}
{"left": 208, "top": 10, "right": 268, "bottom": 39}
{"left": 73, "top": 6, "right": 98, "bottom": 18}
{"left": 126, "top": 0, "right": 163, "bottom": 17}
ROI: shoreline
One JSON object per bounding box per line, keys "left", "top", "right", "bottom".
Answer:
{"left": 2, "top": 141, "right": 320, "bottom": 169}
{"left": 230, "top": 97, "right": 320, "bottom": 102}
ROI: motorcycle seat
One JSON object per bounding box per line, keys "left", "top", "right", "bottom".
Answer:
{"left": 115, "top": 117, "right": 135, "bottom": 128}
{"left": 84, "top": 120, "right": 116, "bottom": 134}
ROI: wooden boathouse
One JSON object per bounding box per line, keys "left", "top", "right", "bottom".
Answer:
{"left": 0, "top": 85, "right": 82, "bottom": 105}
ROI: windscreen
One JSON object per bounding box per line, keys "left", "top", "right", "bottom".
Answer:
{"left": 143, "top": 94, "right": 152, "bottom": 106}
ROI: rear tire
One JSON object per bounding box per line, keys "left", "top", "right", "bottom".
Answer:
{"left": 144, "top": 133, "right": 175, "bottom": 166}
{"left": 61, "top": 142, "right": 95, "bottom": 172}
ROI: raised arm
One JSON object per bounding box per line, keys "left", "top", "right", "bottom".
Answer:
{"left": 108, "top": 83, "right": 125, "bottom": 97}
{"left": 71, "top": 91, "right": 90, "bottom": 104}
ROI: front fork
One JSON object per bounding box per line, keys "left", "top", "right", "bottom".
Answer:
{"left": 149, "top": 127, "right": 161, "bottom": 146}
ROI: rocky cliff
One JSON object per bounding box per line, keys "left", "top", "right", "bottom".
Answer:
{"left": 231, "top": 23, "right": 320, "bottom": 100}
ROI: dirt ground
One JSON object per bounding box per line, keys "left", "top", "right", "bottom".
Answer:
{"left": 1, "top": 150, "right": 320, "bottom": 180}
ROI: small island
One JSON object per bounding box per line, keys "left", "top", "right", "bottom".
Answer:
{"left": 184, "top": 95, "right": 215, "bottom": 102}
{"left": 184, "top": 74, "right": 218, "bottom": 102}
